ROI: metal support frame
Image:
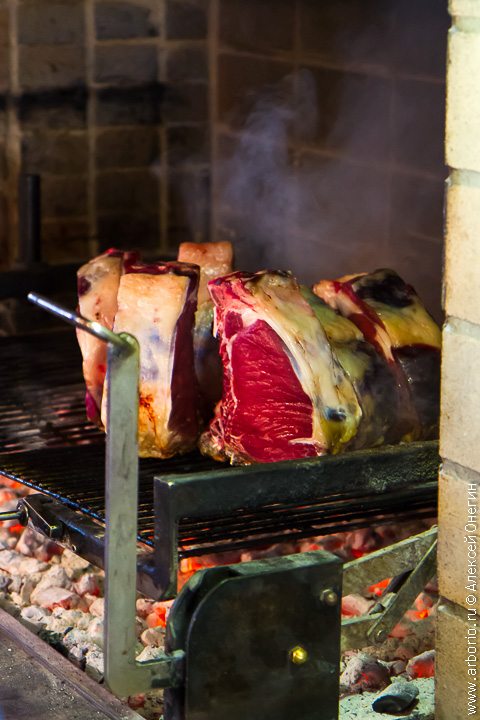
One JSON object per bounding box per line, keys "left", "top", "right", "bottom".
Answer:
{"left": 27, "top": 294, "right": 183, "bottom": 696}
{"left": 2, "top": 292, "right": 439, "bottom": 704}
{"left": 341, "top": 526, "right": 438, "bottom": 652}
{"left": 153, "top": 440, "right": 439, "bottom": 599}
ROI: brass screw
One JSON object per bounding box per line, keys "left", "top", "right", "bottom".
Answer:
{"left": 375, "top": 629, "right": 388, "bottom": 643}
{"left": 290, "top": 645, "right": 309, "bottom": 665}
{"left": 320, "top": 588, "right": 339, "bottom": 606}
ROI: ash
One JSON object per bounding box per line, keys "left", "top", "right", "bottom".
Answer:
{"left": 0, "top": 479, "right": 167, "bottom": 719}
{"left": 0, "top": 479, "right": 437, "bottom": 718}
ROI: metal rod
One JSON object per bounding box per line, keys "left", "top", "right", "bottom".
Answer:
{"left": 366, "top": 538, "right": 437, "bottom": 645}
{"left": 103, "top": 329, "right": 181, "bottom": 692}
{"left": 18, "top": 174, "right": 41, "bottom": 266}
{"left": 342, "top": 526, "right": 437, "bottom": 596}
{"left": 0, "top": 510, "right": 23, "bottom": 522}
{"left": 27, "top": 293, "right": 129, "bottom": 348}
{"left": 103, "top": 333, "right": 143, "bottom": 694}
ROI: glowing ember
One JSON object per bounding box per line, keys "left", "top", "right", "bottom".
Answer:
{"left": 368, "top": 578, "right": 392, "bottom": 597}
{"left": 406, "top": 650, "right": 435, "bottom": 679}
{"left": 0, "top": 475, "right": 437, "bottom": 711}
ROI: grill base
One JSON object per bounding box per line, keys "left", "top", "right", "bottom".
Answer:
{"left": 0, "top": 608, "right": 141, "bottom": 720}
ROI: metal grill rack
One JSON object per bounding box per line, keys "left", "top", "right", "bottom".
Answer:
{"left": 0, "top": 331, "right": 102, "bottom": 452}
{"left": 0, "top": 442, "right": 437, "bottom": 556}
{"left": 0, "top": 324, "right": 440, "bottom": 708}
{"left": 0, "top": 330, "right": 439, "bottom": 600}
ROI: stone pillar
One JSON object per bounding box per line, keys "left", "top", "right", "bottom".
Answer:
{"left": 437, "top": 2, "right": 480, "bottom": 717}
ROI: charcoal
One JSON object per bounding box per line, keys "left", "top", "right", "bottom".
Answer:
{"left": 17, "top": 557, "right": 48, "bottom": 575}
{"left": 340, "top": 652, "right": 390, "bottom": 693}
{"left": 74, "top": 572, "right": 101, "bottom": 596}
{"left": 141, "top": 626, "right": 165, "bottom": 647}
{"left": 341, "top": 593, "right": 374, "bottom": 617}
{"left": 0, "top": 549, "right": 22, "bottom": 573}
{"left": 372, "top": 680, "right": 419, "bottom": 713}
{"left": 61, "top": 547, "right": 91, "bottom": 578}
{"left": 68, "top": 644, "right": 87, "bottom": 670}
{"left": 84, "top": 648, "right": 104, "bottom": 682}
{"left": 137, "top": 645, "right": 165, "bottom": 662}
{"left": 136, "top": 597, "right": 154, "bottom": 618}
{"left": 32, "top": 585, "right": 80, "bottom": 610}
{"left": 406, "top": 650, "right": 435, "bottom": 679}
{"left": 9, "top": 575, "right": 22, "bottom": 593}
{"left": 87, "top": 616, "right": 104, "bottom": 649}
{"left": 20, "top": 605, "right": 50, "bottom": 632}
{"left": 89, "top": 596, "right": 104, "bottom": 617}
{"left": 388, "top": 659, "right": 407, "bottom": 676}
{"left": 30, "top": 564, "right": 72, "bottom": 598}
{"left": 16, "top": 527, "right": 45, "bottom": 557}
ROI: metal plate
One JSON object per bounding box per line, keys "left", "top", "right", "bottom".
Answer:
{"left": 182, "top": 552, "right": 342, "bottom": 720}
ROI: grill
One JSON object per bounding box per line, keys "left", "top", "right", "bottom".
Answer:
{"left": 0, "top": 444, "right": 437, "bottom": 557}
{"left": 0, "top": 331, "right": 438, "bottom": 563}
{"left": 0, "top": 331, "right": 102, "bottom": 452}
{"left": 0, "top": 321, "right": 440, "bottom": 718}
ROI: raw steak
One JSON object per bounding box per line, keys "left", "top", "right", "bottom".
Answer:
{"left": 199, "top": 270, "right": 362, "bottom": 464}
{"left": 102, "top": 261, "right": 200, "bottom": 458}
{"left": 77, "top": 248, "right": 138, "bottom": 424}
{"left": 313, "top": 269, "right": 441, "bottom": 439}
{"left": 177, "top": 242, "right": 233, "bottom": 418}
{"left": 301, "top": 287, "right": 406, "bottom": 448}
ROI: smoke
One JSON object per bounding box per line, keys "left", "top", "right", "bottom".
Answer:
{"left": 215, "top": 67, "right": 391, "bottom": 285}
{"left": 216, "top": 70, "right": 315, "bottom": 273}
{"left": 176, "top": 60, "right": 443, "bottom": 318}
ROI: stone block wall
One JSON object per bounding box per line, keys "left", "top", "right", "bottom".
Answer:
{"left": 0, "top": 0, "right": 209, "bottom": 267}
{"left": 210, "top": 0, "right": 448, "bottom": 318}
{"left": 0, "top": 0, "right": 448, "bottom": 321}
{"left": 436, "top": 1, "right": 480, "bottom": 717}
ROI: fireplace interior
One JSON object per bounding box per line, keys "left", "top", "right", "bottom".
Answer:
{"left": 0, "top": 0, "right": 470, "bottom": 719}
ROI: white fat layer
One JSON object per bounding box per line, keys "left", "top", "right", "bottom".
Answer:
{"left": 220, "top": 275, "right": 361, "bottom": 452}
{"left": 103, "top": 272, "right": 189, "bottom": 457}
{"left": 77, "top": 255, "right": 123, "bottom": 408}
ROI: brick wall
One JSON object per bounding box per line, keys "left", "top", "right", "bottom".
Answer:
{"left": 437, "top": 1, "right": 480, "bottom": 717}
{"left": 210, "top": 0, "right": 448, "bottom": 318}
{"left": 1, "top": 0, "right": 447, "bottom": 321}
{"left": 0, "top": 0, "right": 209, "bottom": 267}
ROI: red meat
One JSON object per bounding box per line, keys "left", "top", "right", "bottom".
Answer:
{"left": 200, "top": 270, "right": 361, "bottom": 464}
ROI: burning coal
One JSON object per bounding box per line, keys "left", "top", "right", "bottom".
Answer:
{"left": 0, "top": 474, "right": 437, "bottom": 717}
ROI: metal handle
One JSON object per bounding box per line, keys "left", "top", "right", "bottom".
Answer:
{"left": 27, "top": 293, "right": 130, "bottom": 349}
{"left": 0, "top": 510, "right": 23, "bottom": 522}
{"left": 0, "top": 503, "right": 28, "bottom": 525}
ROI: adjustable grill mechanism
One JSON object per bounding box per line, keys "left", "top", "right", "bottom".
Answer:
{"left": 0, "top": 294, "right": 440, "bottom": 720}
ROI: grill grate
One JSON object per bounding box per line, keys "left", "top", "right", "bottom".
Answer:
{"left": 0, "top": 331, "right": 438, "bottom": 560}
{"left": 0, "top": 331, "right": 102, "bottom": 453}
{"left": 0, "top": 443, "right": 437, "bottom": 559}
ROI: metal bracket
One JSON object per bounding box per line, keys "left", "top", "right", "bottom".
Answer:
{"left": 164, "top": 550, "right": 342, "bottom": 720}
{"left": 0, "top": 494, "right": 64, "bottom": 538}
{"left": 27, "top": 293, "right": 184, "bottom": 696}
{"left": 0, "top": 493, "right": 162, "bottom": 598}
{"left": 341, "top": 527, "right": 437, "bottom": 652}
